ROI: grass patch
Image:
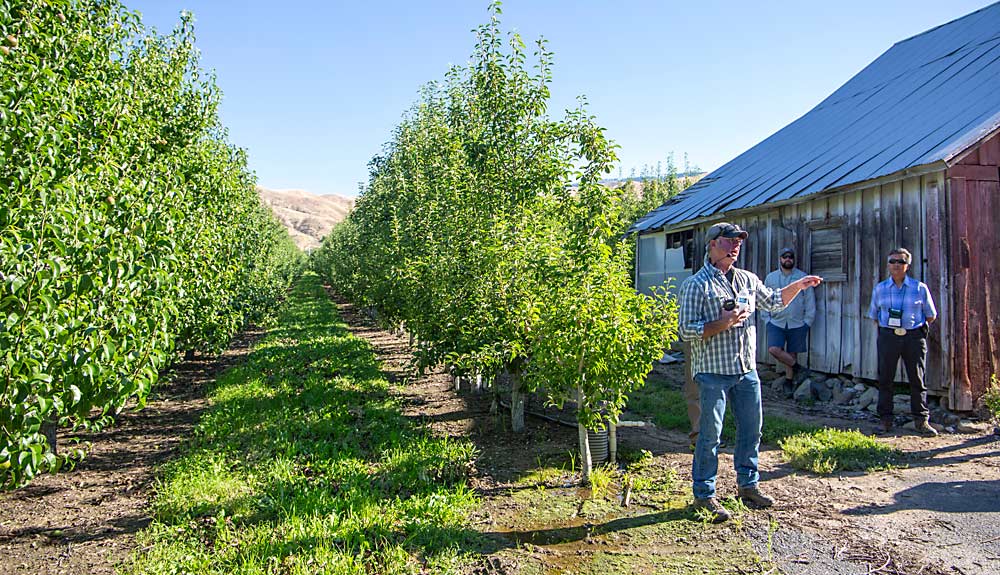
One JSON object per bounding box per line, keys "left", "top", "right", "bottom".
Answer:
{"left": 125, "top": 273, "right": 481, "bottom": 575}
{"left": 983, "top": 375, "right": 1000, "bottom": 421}
{"left": 780, "top": 428, "right": 903, "bottom": 473}
{"left": 628, "top": 377, "right": 819, "bottom": 444}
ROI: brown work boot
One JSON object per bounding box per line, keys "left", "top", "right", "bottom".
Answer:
{"left": 738, "top": 485, "right": 775, "bottom": 509}
{"left": 914, "top": 417, "right": 939, "bottom": 437}
{"left": 877, "top": 418, "right": 893, "bottom": 434}
{"left": 693, "top": 497, "right": 732, "bottom": 523}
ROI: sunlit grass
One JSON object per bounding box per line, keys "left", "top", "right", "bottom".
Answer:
{"left": 628, "top": 377, "right": 818, "bottom": 444}
{"left": 780, "top": 428, "right": 903, "bottom": 474}
{"left": 125, "top": 273, "right": 481, "bottom": 575}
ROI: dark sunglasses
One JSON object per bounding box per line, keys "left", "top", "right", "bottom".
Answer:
{"left": 887, "top": 258, "right": 908, "bottom": 264}
{"left": 780, "top": 254, "right": 794, "bottom": 259}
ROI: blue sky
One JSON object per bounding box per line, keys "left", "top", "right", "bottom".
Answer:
{"left": 128, "top": 0, "right": 993, "bottom": 197}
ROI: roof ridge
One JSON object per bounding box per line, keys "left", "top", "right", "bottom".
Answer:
{"left": 891, "top": 0, "right": 1000, "bottom": 47}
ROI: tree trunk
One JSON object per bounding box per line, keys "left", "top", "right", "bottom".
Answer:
{"left": 42, "top": 416, "right": 58, "bottom": 457}
{"left": 578, "top": 385, "right": 592, "bottom": 482}
{"left": 609, "top": 416, "right": 617, "bottom": 465}
{"left": 511, "top": 372, "right": 525, "bottom": 432}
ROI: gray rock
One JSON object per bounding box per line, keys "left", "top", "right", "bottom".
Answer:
{"left": 812, "top": 379, "right": 833, "bottom": 402}
{"left": 956, "top": 420, "right": 990, "bottom": 434}
{"left": 824, "top": 378, "right": 836, "bottom": 389}
{"left": 867, "top": 402, "right": 878, "bottom": 413}
{"left": 944, "top": 413, "right": 962, "bottom": 426}
{"left": 833, "top": 386, "right": 856, "bottom": 406}
{"left": 902, "top": 420, "right": 944, "bottom": 432}
{"left": 853, "top": 383, "right": 867, "bottom": 393}
{"left": 892, "top": 394, "right": 911, "bottom": 415}
{"left": 760, "top": 368, "right": 783, "bottom": 382}
{"left": 794, "top": 380, "right": 814, "bottom": 402}
{"left": 770, "top": 378, "right": 785, "bottom": 393}
{"left": 856, "top": 386, "right": 879, "bottom": 409}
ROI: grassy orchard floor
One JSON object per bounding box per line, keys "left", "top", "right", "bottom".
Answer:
{"left": 125, "top": 274, "right": 480, "bottom": 574}
{"left": 121, "top": 272, "right": 1000, "bottom": 575}
{"left": 124, "top": 273, "right": 770, "bottom": 575}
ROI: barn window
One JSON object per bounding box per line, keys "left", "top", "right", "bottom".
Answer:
{"left": 665, "top": 229, "right": 694, "bottom": 270}
{"left": 636, "top": 233, "right": 665, "bottom": 296}
{"left": 808, "top": 218, "right": 846, "bottom": 282}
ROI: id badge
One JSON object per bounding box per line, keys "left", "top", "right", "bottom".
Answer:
{"left": 887, "top": 308, "right": 903, "bottom": 328}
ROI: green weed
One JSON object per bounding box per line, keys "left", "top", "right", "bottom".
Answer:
{"left": 780, "top": 428, "right": 903, "bottom": 473}
{"left": 588, "top": 464, "right": 617, "bottom": 498}
{"left": 982, "top": 375, "right": 1000, "bottom": 421}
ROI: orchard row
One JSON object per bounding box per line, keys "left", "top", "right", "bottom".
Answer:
{"left": 0, "top": 1, "right": 301, "bottom": 487}
{"left": 310, "top": 5, "right": 677, "bottom": 478}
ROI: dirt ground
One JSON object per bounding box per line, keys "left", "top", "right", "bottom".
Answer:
{"left": 3, "top": 295, "right": 999, "bottom": 575}
{"left": 0, "top": 329, "right": 263, "bottom": 575}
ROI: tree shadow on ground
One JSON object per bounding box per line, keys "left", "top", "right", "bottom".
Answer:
{"left": 842, "top": 479, "right": 1000, "bottom": 515}
{"left": 475, "top": 507, "right": 696, "bottom": 551}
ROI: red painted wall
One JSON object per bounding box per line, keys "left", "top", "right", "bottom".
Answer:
{"left": 948, "top": 131, "right": 1000, "bottom": 410}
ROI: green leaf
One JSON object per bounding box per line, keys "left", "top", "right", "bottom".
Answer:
{"left": 77, "top": 273, "right": 93, "bottom": 295}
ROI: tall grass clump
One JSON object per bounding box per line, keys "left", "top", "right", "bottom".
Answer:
{"left": 982, "top": 375, "right": 1000, "bottom": 421}
{"left": 780, "top": 428, "right": 903, "bottom": 474}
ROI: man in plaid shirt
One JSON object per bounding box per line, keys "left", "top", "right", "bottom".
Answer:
{"left": 679, "top": 222, "right": 822, "bottom": 523}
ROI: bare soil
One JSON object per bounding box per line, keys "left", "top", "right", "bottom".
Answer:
{"left": 0, "top": 330, "right": 263, "bottom": 575}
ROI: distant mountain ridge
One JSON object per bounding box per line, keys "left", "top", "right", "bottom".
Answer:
{"left": 257, "top": 186, "right": 354, "bottom": 251}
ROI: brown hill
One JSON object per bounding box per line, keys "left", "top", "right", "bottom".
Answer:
{"left": 257, "top": 186, "right": 354, "bottom": 251}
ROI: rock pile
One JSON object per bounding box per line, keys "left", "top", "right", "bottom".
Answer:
{"left": 756, "top": 363, "right": 983, "bottom": 433}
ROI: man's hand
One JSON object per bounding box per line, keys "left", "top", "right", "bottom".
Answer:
{"left": 782, "top": 275, "right": 823, "bottom": 306}
{"left": 721, "top": 307, "right": 751, "bottom": 327}
{"left": 704, "top": 306, "right": 751, "bottom": 339}
{"left": 797, "top": 275, "right": 822, "bottom": 289}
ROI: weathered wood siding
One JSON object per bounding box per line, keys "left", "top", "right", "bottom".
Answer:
{"left": 686, "top": 170, "right": 950, "bottom": 394}
{"left": 947, "top": 131, "right": 1000, "bottom": 410}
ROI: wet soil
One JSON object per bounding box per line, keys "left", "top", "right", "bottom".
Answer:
{"left": 0, "top": 330, "right": 263, "bottom": 575}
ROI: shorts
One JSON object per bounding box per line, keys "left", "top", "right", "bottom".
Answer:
{"left": 766, "top": 323, "right": 809, "bottom": 354}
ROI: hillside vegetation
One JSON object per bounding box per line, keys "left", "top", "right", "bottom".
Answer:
{"left": 0, "top": 1, "right": 301, "bottom": 488}
{"left": 258, "top": 187, "right": 354, "bottom": 251}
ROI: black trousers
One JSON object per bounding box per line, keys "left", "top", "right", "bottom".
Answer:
{"left": 877, "top": 326, "right": 929, "bottom": 421}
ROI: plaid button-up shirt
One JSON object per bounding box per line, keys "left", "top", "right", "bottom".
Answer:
{"left": 867, "top": 275, "right": 937, "bottom": 329}
{"left": 678, "top": 257, "right": 786, "bottom": 376}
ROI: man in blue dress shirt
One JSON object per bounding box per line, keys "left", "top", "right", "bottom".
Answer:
{"left": 867, "top": 248, "right": 938, "bottom": 436}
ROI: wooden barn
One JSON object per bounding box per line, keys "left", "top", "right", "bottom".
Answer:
{"left": 631, "top": 2, "right": 1000, "bottom": 410}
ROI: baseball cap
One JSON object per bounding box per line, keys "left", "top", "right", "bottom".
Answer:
{"left": 706, "top": 222, "right": 748, "bottom": 241}
{"left": 779, "top": 247, "right": 795, "bottom": 257}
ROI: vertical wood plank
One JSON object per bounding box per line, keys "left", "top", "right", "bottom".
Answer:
{"left": 860, "top": 185, "right": 880, "bottom": 380}
{"left": 949, "top": 177, "right": 973, "bottom": 410}
{"left": 924, "top": 175, "right": 947, "bottom": 393}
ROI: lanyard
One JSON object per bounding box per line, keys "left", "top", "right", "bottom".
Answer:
{"left": 890, "top": 281, "right": 906, "bottom": 311}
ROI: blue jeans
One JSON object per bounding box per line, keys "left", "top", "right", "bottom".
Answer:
{"left": 692, "top": 370, "right": 763, "bottom": 499}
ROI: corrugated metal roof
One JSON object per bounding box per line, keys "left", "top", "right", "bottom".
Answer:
{"left": 631, "top": 1, "right": 1000, "bottom": 234}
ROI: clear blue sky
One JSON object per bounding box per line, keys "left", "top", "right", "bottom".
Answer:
{"left": 128, "top": 0, "right": 993, "bottom": 197}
